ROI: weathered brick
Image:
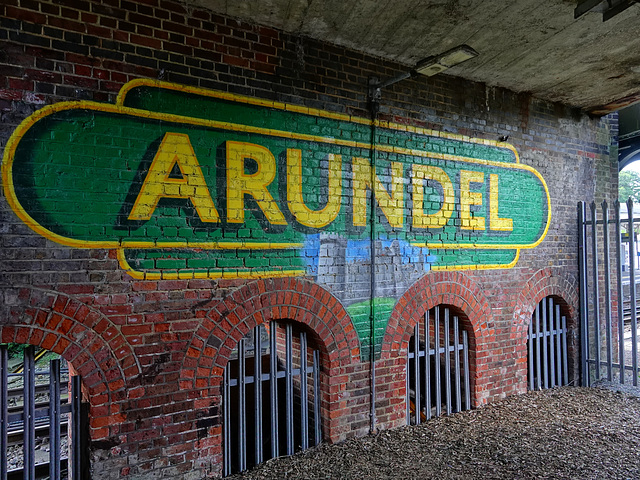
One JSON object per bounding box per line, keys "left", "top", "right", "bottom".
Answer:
{"left": 0, "top": 1, "right": 618, "bottom": 478}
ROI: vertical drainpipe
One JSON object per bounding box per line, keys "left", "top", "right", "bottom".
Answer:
{"left": 368, "top": 78, "right": 380, "bottom": 434}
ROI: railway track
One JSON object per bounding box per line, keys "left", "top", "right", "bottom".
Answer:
{"left": 7, "top": 458, "right": 69, "bottom": 480}
{"left": 7, "top": 416, "right": 70, "bottom": 447}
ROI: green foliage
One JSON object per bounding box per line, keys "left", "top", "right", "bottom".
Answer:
{"left": 619, "top": 169, "right": 640, "bottom": 203}
{"left": 6, "top": 343, "right": 28, "bottom": 357}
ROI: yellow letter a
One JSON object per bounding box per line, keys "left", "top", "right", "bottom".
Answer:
{"left": 128, "top": 132, "right": 219, "bottom": 222}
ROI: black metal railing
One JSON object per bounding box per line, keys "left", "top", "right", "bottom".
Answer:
{"left": 0, "top": 344, "right": 87, "bottom": 480}
{"left": 223, "top": 322, "right": 321, "bottom": 476}
{"left": 406, "top": 305, "right": 471, "bottom": 425}
{"left": 578, "top": 199, "right": 640, "bottom": 386}
{"left": 527, "top": 296, "right": 569, "bottom": 390}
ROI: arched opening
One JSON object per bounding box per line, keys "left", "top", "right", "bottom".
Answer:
{"left": 527, "top": 295, "right": 575, "bottom": 390}
{"left": 222, "top": 320, "right": 322, "bottom": 476}
{"left": 406, "top": 304, "right": 476, "bottom": 425}
{"left": 0, "top": 343, "right": 89, "bottom": 480}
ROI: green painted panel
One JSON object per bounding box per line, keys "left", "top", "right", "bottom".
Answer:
{"left": 3, "top": 80, "right": 552, "bottom": 358}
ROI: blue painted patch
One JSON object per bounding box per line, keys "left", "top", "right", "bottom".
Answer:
{"left": 302, "top": 234, "right": 320, "bottom": 275}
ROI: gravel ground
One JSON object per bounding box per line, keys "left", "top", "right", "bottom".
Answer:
{"left": 230, "top": 387, "right": 640, "bottom": 480}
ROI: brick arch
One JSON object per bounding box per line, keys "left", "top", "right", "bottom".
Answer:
{"left": 180, "top": 277, "right": 360, "bottom": 390}
{"left": 512, "top": 267, "right": 579, "bottom": 342}
{"left": 372, "top": 271, "right": 495, "bottom": 419}
{"left": 0, "top": 287, "right": 139, "bottom": 413}
{"left": 381, "top": 270, "right": 495, "bottom": 358}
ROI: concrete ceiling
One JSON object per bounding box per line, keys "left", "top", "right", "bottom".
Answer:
{"left": 188, "top": 0, "right": 640, "bottom": 114}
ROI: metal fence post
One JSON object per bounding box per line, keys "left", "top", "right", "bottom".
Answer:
{"left": 615, "top": 201, "right": 625, "bottom": 383}
{"left": 578, "top": 202, "right": 590, "bottom": 386}
{"left": 591, "top": 202, "right": 601, "bottom": 381}
{"left": 602, "top": 201, "right": 614, "bottom": 381}
{"left": 627, "top": 198, "right": 638, "bottom": 386}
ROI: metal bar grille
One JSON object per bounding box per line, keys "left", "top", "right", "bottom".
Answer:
{"left": 70, "top": 375, "right": 82, "bottom": 480}
{"left": 253, "top": 335, "right": 263, "bottom": 466}
{"left": 549, "top": 298, "right": 556, "bottom": 387}
{"left": 223, "top": 322, "right": 321, "bottom": 476}
{"left": 434, "top": 309, "right": 441, "bottom": 418}
{"left": 1, "top": 346, "right": 7, "bottom": 480}
{"left": 527, "top": 297, "right": 570, "bottom": 390}
{"left": 223, "top": 367, "right": 231, "bottom": 476}
{"left": 535, "top": 303, "right": 542, "bottom": 390}
{"left": 269, "top": 320, "right": 279, "bottom": 460}
{"left": 50, "top": 359, "right": 61, "bottom": 480}
{"left": 579, "top": 199, "right": 640, "bottom": 387}
{"left": 424, "top": 313, "right": 431, "bottom": 421}
{"left": 24, "top": 346, "right": 36, "bottom": 479}
{"left": 313, "top": 349, "right": 321, "bottom": 447}
{"left": 406, "top": 306, "right": 472, "bottom": 425}
{"left": 0, "top": 344, "right": 85, "bottom": 480}
{"left": 284, "top": 324, "right": 294, "bottom": 456}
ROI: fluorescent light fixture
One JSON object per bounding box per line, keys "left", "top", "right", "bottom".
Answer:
{"left": 415, "top": 45, "right": 479, "bottom": 76}
{"left": 369, "top": 44, "right": 480, "bottom": 110}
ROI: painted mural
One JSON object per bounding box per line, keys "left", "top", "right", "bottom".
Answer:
{"left": 2, "top": 80, "right": 550, "bottom": 356}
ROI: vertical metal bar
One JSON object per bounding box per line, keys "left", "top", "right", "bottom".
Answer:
{"left": 528, "top": 318, "right": 534, "bottom": 390}
{"left": 413, "top": 324, "right": 420, "bottom": 424}
{"left": 444, "top": 308, "right": 452, "bottom": 415}
{"left": 71, "top": 375, "right": 82, "bottom": 480}
{"left": 535, "top": 303, "right": 541, "bottom": 390}
{"left": 223, "top": 366, "right": 231, "bottom": 476}
{"left": 424, "top": 310, "right": 431, "bottom": 421}
{"left": 238, "top": 339, "right": 246, "bottom": 472}
{"left": 591, "top": 201, "right": 602, "bottom": 381}
{"left": 50, "top": 358, "right": 61, "bottom": 480}
{"left": 463, "top": 330, "right": 471, "bottom": 410}
{"left": 434, "top": 307, "right": 441, "bottom": 417}
{"left": 313, "top": 349, "right": 321, "bottom": 446}
{"left": 0, "top": 345, "right": 7, "bottom": 480}
{"left": 453, "top": 316, "right": 461, "bottom": 413}
{"left": 578, "top": 202, "right": 590, "bottom": 386}
{"left": 628, "top": 198, "right": 638, "bottom": 386}
{"left": 542, "top": 298, "right": 549, "bottom": 389}
{"left": 24, "top": 346, "right": 36, "bottom": 480}
{"left": 254, "top": 326, "right": 263, "bottom": 466}
{"left": 562, "top": 315, "right": 569, "bottom": 384}
{"left": 615, "top": 201, "right": 625, "bottom": 383}
{"left": 300, "top": 332, "right": 309, "bottom": 450}
{"left": 285, "top": 323, "right": 294, "bottom": 455}
{"left": 602, "top": 201, "right": 614, "bottom": 381}
{"left": 549, "top": 298, "right": 556, "bottom": 387}
{"left": 555, "top": 304, "right": 562, "bottom": 386}
{"left": 269, "top": 321, "right": 279, "bottom": 458}
{"left": 406, "top": 347, "right": 411, "bottom": 425}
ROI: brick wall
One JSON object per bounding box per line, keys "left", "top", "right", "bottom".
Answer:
{"left": 0, "top": 1, "right": 617, "bottom": 478}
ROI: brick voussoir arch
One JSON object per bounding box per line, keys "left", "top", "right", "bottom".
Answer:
{"left": 181, "top": 277, "right": 361, "bottom": 391}
{"left": 381, "top": 271, "right": 495, "bottom": 358}
{"left": 512, "top": 267, "right": 579, "bottom": 341}
{"left": 1, "top": 287, "right": 139, "bottom": 408}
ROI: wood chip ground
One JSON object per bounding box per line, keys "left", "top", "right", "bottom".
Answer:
{"left": 229, "top": 387, "right": 640, "bottom": 479}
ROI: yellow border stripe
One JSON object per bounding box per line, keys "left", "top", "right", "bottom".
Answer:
{"left": 116, "top": 248, "right": 306, "bottom": 280}
{"left": 116, "top": 79, "right": 374, "bottom": 126}
{"left": 431, "top": 249, "right": 520, "bottom": 271}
